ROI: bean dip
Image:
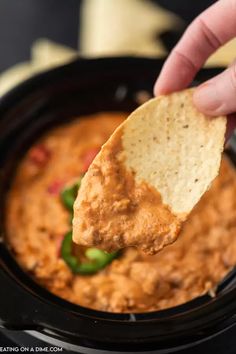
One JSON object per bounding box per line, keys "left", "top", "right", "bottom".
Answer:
{"left": 5, "top": 113, "right": 236, "bottom": 313}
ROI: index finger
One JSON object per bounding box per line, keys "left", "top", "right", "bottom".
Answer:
{"left": 154, "top": 0, "right": 236, "bottom": 95}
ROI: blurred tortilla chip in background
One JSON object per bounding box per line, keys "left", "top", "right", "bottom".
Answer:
{"left": 0, "top": 0, "right": 236, "bottom": 97}
{"left": 0, "top": 39, "right": 78, "bottom": 96}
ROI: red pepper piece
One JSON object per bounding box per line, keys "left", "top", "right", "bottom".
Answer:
{"left": 82, "top": 147, "right": 100, "bottom": 172}
{"left": 56, "top": 234, "right": 65, "bottom": 258}
{"left": 28, "top": 144, "right": 51, "bottom": 167}
{"left": 47, "top": 180, "right": 64, "bottom": 195}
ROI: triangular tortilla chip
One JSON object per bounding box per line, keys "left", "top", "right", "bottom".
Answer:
{"left": 73, "top": 89, "right": 226, "bottom": 254}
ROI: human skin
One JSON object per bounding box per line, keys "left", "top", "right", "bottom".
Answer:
{"left": 154, "top": 0, "right": 236, "bottom": 138}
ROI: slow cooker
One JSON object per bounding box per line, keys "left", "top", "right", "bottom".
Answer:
{"left": 0, "top": 57, "right": 236, "bottom": 353}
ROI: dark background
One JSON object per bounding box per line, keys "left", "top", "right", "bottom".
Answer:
{"left": 0, "top": 0, "right": 215, "bottom": 73}
{"left": 0, "top": 0, "right": 81, "bottom": 72}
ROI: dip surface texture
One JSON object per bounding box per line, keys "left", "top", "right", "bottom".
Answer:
{"left": 5, "top": 113, "right": 236, "bottom": 313}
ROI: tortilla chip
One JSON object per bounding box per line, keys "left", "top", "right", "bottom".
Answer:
{"left": 73, "top": 89, "right": 226, "bottom": 254}
{"left": 122, "top": 88, "right": 226, "bottom": 214}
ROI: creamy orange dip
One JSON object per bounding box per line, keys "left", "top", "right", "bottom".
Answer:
{"left": 5, "top": 112, "right": 236, "bottom": 313}
{"left": 73, "top": 129, "right": 182, "bottom": 254}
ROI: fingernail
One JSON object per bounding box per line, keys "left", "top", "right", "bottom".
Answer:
{"left": 193, "top": 83, "right": 222, "bottom": 114}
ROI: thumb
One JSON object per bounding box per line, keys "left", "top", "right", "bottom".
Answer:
{"left": 193, "top": 62, "right": 236, "bottom": 116}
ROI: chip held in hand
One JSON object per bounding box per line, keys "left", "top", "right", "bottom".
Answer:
{"left": 73, "top": 89, "right": 226, "bottom": 254}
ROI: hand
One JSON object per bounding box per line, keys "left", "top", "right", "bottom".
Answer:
{"left": 154, "top": 0, "right": 236, "bottom": 138}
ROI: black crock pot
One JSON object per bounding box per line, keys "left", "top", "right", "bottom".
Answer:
{"left": 0, "top": 57, "right": 236, "bottom": 353}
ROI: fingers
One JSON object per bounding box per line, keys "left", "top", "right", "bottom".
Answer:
{"left": 193, "top": 62, "right": 236, "bottom": 139}
{"left": 154, "top": 0, "right": 236, "bottom": 95}
{"left": 193, "top": 62, "right": 236, "bottom": 116}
